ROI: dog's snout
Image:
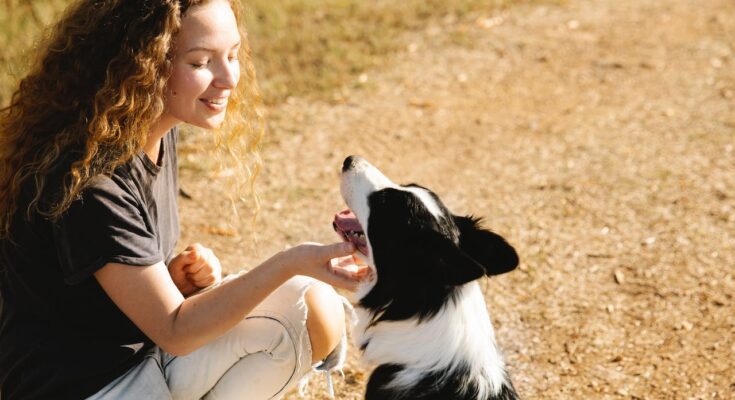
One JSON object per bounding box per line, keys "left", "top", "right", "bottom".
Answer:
{"left": 342, "top": 155, "right": 360, "bottom": 172}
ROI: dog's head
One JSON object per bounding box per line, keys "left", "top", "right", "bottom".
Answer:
{"left": 334, "top": 156, "right": 518, "bottom": 320}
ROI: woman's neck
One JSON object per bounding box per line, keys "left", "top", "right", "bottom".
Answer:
{"left": 144, "top": 115, "right": 179, "bottom": 164}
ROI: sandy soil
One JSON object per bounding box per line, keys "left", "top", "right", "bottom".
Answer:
{"left": 178, "top": 0, "right": 735, "bottom": 398}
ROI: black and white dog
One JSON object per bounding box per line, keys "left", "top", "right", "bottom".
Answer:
{"left": 333, "top": 156, "right": 521, "bottom": 400}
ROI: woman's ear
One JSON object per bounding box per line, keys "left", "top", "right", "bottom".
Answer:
{"left": 453, "top": 215, "right": 519, "bottom": 276}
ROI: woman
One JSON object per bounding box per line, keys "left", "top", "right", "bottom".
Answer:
{"left": 0, "top": 1, "right": 364, "bottom": 399}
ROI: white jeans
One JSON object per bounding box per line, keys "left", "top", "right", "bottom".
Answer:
{"left": 88, "top": 275, "right": 332, "bottom": 400}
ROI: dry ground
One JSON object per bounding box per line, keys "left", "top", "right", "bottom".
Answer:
{"left": 178, "top": 0, "right": 735, "bottom": 398}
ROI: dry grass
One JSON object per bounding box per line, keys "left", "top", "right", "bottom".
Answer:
{"left": 242, "top": 0, "right": 559, "bottom": 103}
{"left": 0, "top": 0, "right": 68, "bottom": 105}
{"left": 0, "top": 0, "right": 548, "bottom": 106}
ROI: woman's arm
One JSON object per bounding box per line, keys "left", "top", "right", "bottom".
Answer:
{"left": 94, "top": 242, "right": 358, "bottom": 356}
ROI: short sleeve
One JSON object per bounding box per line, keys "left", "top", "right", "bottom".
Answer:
{"left": 53, "top": 176, "right": 162, "bottom": 285}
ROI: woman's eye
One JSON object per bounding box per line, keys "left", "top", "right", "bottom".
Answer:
{"left": 190, "top": 61, "right": 209, "bottom": 69}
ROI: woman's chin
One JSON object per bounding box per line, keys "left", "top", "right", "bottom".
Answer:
{"left": 191, "top": 115, "right": 226, "bottom": 130}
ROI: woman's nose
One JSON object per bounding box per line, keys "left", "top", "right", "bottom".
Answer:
{"left": 213, "top": 60, "right": 239, "bottom": 89}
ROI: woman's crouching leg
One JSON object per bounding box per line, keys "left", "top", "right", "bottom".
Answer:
{"left": 162, "top": 275, "right": 348, "bottom": 400}
{"left": 304, "top": 280, "right": 346, "bottom": 363}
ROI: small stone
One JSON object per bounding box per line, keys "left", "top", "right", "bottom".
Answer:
{"left": 476, "top": 16, "right": 505, "bottom": 29}
{"left": 614, "top": 269, "right": 625, "bottom": 285}
{"left": 674, "top": 321, "right": 694, "bottom": 331}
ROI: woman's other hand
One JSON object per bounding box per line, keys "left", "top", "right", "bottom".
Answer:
{"left": 168, "top": 243, "right": 223, "bottom": 296}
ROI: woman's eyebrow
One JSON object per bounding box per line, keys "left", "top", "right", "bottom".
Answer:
{"left": 186, "top": 42, "right": 241, "bottom": 54}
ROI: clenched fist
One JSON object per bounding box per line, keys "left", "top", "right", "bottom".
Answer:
{"left": 168, "top": 243, "right": 223, "bottom": 296}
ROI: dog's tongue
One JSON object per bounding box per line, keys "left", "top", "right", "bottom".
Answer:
{"left": 334, "top": 209, "right": 362, "bottom": 232}
{"left": 333, "top": 209, "right": 369, "bottom": 257}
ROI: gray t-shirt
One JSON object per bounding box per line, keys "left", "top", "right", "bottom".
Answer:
{"left": 0, "top": 128, "right": 180, "bottom": 400}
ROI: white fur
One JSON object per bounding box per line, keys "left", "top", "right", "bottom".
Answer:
{"left": 403, "top": 186, "right": 444, "bottom": 220}
{"left": 352, "top": 282, "right": 508, "bottom": 399}
{"left": 340, "top": 157, "right": 397, "bottom": 292}
{"left": 346, "top": 271, "right": 378, "bottom": 304}
{"left": 340, "top": 157, "right": 396, "bottom": 234}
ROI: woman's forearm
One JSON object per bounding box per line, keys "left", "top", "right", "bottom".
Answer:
{"left": 165, "top": 253, "right": 294, "bottom": 355}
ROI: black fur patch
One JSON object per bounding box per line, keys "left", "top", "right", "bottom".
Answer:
{"left": 365, "top": 363, "right": 521, "bottom": 400}
{"left": 453, "top": 216, "right": 519, "bottom": 276}
{"left": 358, "top": 187, "right": 465, "bottom": 323}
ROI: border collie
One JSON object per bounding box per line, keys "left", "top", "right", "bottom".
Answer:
{"left": 333, "top": 156, "right": 521, "bottom": 400}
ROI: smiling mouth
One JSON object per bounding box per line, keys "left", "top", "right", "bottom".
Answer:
{"left": 200, "top": 97, "right": 228, "bottom": 108}
{"left": 333, "top": 209, "right": 369, "bottom": 257}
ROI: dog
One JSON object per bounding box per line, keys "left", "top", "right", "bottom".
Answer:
{"left": 333, "top": 156, "right": 521, "bottom": 400}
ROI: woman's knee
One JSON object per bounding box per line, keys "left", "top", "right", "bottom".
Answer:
{"left": 304, "top": 283, "right": 345, "bottom": 363}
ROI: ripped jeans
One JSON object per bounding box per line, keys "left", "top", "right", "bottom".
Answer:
{"left": 87, "top": 275, "right": 346, "bottom": 400}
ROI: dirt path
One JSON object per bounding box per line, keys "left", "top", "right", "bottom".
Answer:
{"left": 179, "top": 0, "right": 735, "bottom": 398}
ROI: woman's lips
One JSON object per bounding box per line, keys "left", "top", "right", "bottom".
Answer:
{"left": 199, "top": 97, "right": 228, "bottom": 112}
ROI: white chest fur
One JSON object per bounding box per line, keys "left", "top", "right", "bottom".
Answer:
{"left": 352, "top": 282, "right": 508, "bottom": 399}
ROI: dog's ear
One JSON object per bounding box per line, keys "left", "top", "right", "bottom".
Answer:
{"left": 423, "top": 233, "right": 486, "bottom": 286}
{"left": 453, "top": 215, "right": 519, "bottom": 276}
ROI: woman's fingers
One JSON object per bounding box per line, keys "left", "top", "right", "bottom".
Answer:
{"left": 186, "top": 258, "right": 206, "bottom": 274}
{"left": 320, "top": 270, "right": 361, "bottom": 292}
{"left": 328, "top": 241, "right": 356, "bottom": 258}
{"left": 182, "top": 244, "right": 222, "bottom": 288}
{"left": 298, "top": 242, "right": 355, "bottom": 264}
{"left": 331, "top": 255, "right": 369, "bottom": 275}
{"left": 326, "top": 255, "right": 370, "bottom": 292}
{"left": 189, "top": 273, "right": 216, "bottom": 287}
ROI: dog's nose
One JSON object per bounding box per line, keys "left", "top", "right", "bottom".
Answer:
{"left": 342, "top": 155, "right": 357, "bottom": 172}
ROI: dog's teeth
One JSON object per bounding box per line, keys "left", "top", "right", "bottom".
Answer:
{"left": 342, "top": 230, "right": 364, "bottom": 241}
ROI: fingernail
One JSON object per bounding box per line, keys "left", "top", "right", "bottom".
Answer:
{"left": 343, "top": 242, "right": 354, "bottom": 251}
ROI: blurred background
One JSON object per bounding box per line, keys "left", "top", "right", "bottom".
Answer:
{"left": 2, "top": 0, "right": 734, "bottom": 399}
{"left": 0, "top": 0, "right": 538, "bottom": 105}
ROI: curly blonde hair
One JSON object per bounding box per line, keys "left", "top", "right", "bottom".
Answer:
{"left": 0, "top": 0, "right": 263, "bottom": 238}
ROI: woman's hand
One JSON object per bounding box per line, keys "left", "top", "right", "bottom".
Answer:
{"left": 275, "top": 242, "right": 369, "bottom": 291}
{"left": 168, "top": 243, "right": 223, "bottom": 296}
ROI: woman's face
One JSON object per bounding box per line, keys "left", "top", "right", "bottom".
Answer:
{"left": 164, "top": 0, "right": 241, "bottom": 129}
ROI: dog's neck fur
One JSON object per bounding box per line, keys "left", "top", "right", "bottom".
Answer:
{"left": 353, "top": 281, "right": 509, "bottom": 399}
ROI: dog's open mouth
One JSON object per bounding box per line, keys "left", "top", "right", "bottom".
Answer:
{"left": 333, "top": 209, "right": 369, "bottom": 257}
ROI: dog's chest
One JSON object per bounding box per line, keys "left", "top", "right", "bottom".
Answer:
{"left": 352, "top": 282, "right": 501, "bottom": 369}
